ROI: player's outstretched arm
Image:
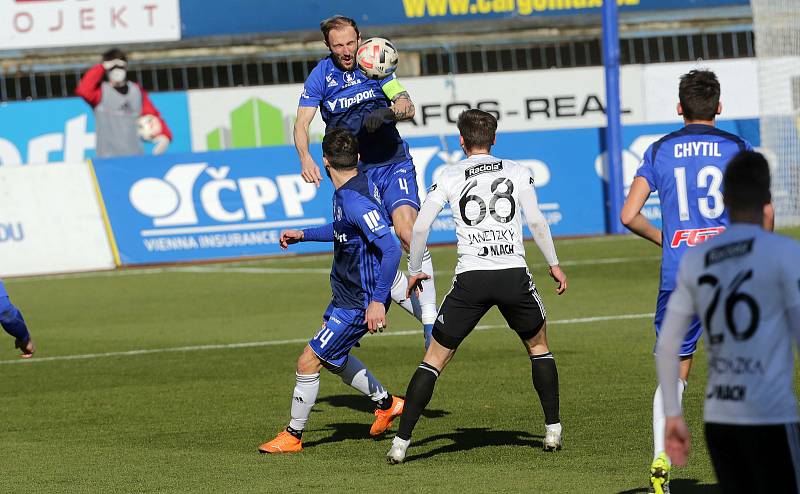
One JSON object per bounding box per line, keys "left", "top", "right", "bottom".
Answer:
{"left": 406, "top": 199, "right": 442, "bottom": 298}
{"left": 281, "top": 223, "right": 334, "bottom": 249}
{"left": 519, "top": 185, "right": 566, "bottom": 294}
{"left": 294, "top": 106, "right": 322, "bottom": 187}
{"left": 621, "top": 177, "right": 661, "bottom": 246}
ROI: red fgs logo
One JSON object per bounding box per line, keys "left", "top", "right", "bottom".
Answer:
{"left": 671, "top": 227, "right": 725, "bottom": 248}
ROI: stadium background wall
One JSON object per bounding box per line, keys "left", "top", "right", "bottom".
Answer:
{"left": 0, "top": 59, "right": 762, "bottom": 274}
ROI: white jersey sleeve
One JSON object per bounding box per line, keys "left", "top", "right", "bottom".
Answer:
{"left": 517, "top": 165, "right": 558, "bottom": 266}
{"left": 656, "top": 253, "right": 700, "bottom": 417}
{"left": 408, "top": 191, "right": 444, "bottom": 275}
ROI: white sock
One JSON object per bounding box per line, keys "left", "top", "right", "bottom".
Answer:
{"left": 390, "top": 270, "right": 422, "bottom": 321}
{"left": 546, "top": 422, "right": 562, "bottom": 434}
{"left": 392, "top": 435, "right": 411, "bottom": 448}
{"left": 336, "top": 355, "right": 388, "bottom": 403}
{"left": 288, "top": 372, "right": 320, "bottom": 432}
{"left": 416, "top": 250, "right": 438, "bottom": 325}
{"left": 653, "top": 379, "right": 687, "bottom": 461}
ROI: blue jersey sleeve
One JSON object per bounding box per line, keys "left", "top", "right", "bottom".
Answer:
{"left": 347, "top": 196, "right": 392, "bottom": 243}
{"left": 370, "top": 233, "right": 401, "bottom": 304}
{"left": 635, "top": 146, "right": 658, "bottom": 192}
{"left": 302, "top": 223, "right": 334, "bottom": 242}
{"left": 299, "top": 62, "right": 325, "bottom": 108}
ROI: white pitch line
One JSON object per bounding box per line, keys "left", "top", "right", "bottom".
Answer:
{"left": 0, "top": 313, "right": 653, "bottom": 365}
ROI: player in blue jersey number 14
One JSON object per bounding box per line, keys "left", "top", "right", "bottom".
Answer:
{"left": 258, "top": 129, "right": 405, "bottom": 454}
{"left": 621, "top": 70, "right": 755, "bottom": 494}
{"left": 294, "top": 15, "right": 438, "bottom": 348}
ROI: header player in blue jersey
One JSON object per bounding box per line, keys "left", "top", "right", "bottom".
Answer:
{"left": 621, "top": 69, "right": 753, "bottom": 494}
{"left": 1, "top": 280, "right": 34, "bottom": 358}
{"left": 259, "top": 129, "right": 405, "bottom": 454}
{"left": 294, "top": 15, "right": 437, "bottom": 347}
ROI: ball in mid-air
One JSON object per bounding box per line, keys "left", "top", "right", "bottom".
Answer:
{"left": 356, "top": 37, "right": 399, "bottom": 80}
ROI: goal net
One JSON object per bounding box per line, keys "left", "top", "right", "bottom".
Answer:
{"left": 751, "top": 0, "right": 800, "bottom": 227}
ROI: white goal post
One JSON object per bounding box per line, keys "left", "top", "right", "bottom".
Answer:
{"left": 752, "top": 0, "right": 800, "bottom": 227}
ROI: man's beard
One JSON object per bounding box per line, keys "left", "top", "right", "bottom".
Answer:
{"left": 332, "top": 54, "right": 354, "bottom": 72}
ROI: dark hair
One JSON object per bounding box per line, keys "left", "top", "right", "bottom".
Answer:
{"left": 322, "top": 128, "right": 359, "bottom": 169}
{"left": 320, "top": 15, "right": 359, "bottom": 45}
{"left": 102, "top": 48, "right": 127, "bottom": 62}
{"left": 679, "top": 70, "right": 720, "bottom": 121}
{"left": 457, "top": 109, "right": 497, "bottom": 151}
{"left": 723, "top": 151, "right": 771, "bottom": 212}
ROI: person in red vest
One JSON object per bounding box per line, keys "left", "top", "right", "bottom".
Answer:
{"left": 76, "top": 48, "right": 172, "bottom": 158}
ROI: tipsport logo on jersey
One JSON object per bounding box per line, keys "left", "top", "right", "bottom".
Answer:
{"left": 92, "top": 147, "right": 335, "bottom": 264}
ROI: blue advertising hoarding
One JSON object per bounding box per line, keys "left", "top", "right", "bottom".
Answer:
{"left": 180, "top": 0, "right": 749, "bottom": 38}
{"left": 93, "top": 126, "right": 607, "bottom": 265}
{"left": 0, "top": 92, "right": 192, "bottom": 166}
{"left": 93, "top": 118, "right": 760, "bottom": 265}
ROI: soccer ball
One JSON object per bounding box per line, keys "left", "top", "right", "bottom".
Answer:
{"left": 136, "top": 114, "right": 162, "bottom": 141}
{"left": 356, "top": 37, "right": 399, "bottom": 80}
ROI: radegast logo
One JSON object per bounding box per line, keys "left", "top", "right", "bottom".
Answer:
{"left": 127, "top": 163, "right": 321, "bottom": 252}
{"left": 0, "top": 222, "right": 24, "bottom": 243}
{"left": 465, "top": 161, "right": 503, "bottom": 179}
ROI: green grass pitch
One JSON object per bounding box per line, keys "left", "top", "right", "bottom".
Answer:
{"left": 2, "top": 231, "right": 798, "bottom": 493}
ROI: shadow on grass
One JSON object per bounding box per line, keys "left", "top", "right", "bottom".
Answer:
{"left": 403, "top": 427, "right": 543, "bottom": 463}
{"left": 316, "top": 394, "right": 449, "bottom": 419}
{"left": 617, "top": 478, "right": 719, "bottom": 494}
{"left": 303, "top": 395, "right": 450, "bottom": 448}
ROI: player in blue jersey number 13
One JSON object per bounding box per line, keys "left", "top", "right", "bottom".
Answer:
{"left": 0, "top": 280, "right": 35, "bottom": 358}
{"left": 294, "top": 15, "right": 438, "bottom": 348}
{"left": 258, "top": 129, "right": 405, "bottom": 454}
{"left": 620, "top": 70, "right": 755, "bottom": 494}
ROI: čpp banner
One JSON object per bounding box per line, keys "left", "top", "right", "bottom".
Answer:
{"left": 92, "top": 146, "right": 334, "bottom": 264}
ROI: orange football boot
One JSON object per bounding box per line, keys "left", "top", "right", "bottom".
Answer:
{"left": 370, "top": 396, "right": 405, "bottom": 436}
{"left": 258, "top": 431, "right": 302, "bottom": 454}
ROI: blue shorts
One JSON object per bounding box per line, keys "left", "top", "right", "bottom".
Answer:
{"left": 654, "top": 289, "right": 702, "bottom": 356}
{"left": 308, "top": 303, "right": 370, "bottom": 368}
{"left": 364, "top": 159, "right": 420, "bottom": 220}
{"left": 0, "top": 280, "right": 6, "bottom": 298}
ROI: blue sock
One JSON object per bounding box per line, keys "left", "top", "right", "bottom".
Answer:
{"left": 423, "top": 324, "right": 433, "bottom": 349}
{"left": 0, "top": 297, "right": 29, "bottom": 341}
